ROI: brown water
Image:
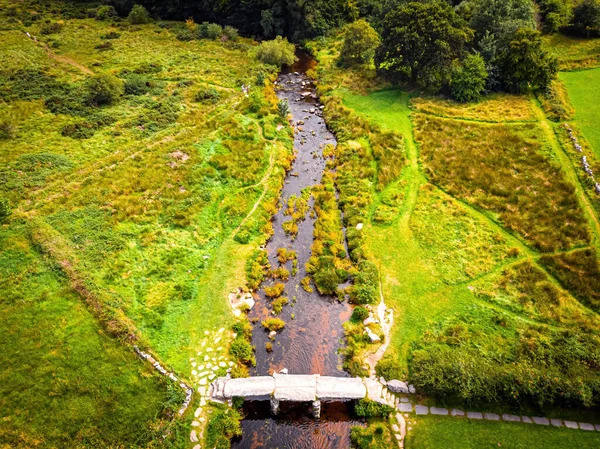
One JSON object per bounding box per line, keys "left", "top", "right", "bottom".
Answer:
{"left": 231, "top": 53, "right": 361, "bottom": 449}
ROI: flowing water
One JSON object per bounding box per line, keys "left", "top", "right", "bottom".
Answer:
{"left": 231, "top": 52, "right": 361, "bottom": 449}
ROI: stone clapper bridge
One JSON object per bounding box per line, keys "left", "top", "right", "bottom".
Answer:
{"left": 210, "top": 373, "right": 377, "bottom": 418}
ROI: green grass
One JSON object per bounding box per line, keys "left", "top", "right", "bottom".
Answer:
{"left": 560, "top": 67, "right": 600, "bottom": 158}
{"left": 0, "top": 2, "right": 294, "bottom": 446}
{"left": 0, "top": 226, "right": 177, "bottom": 448}
{"left": 407, "top": 415, "right": 600, "bottom": 449}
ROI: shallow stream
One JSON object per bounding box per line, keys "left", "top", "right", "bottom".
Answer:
{"left": 231, "top": 53, "right": 361, "bottom": 449}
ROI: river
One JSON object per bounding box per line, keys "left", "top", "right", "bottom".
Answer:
{"left": 231, "top": 52, "right": 361, "bottom": 449}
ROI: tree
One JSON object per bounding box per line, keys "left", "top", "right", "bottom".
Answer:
{"left": 498, "top": 29, "right": 558, "bottom": 93}
{"left": 538, "top": 0, "right": 572, "bottom": 33}
{"left": 338, "top": 19, "right": 381, "bottom": 67}
{"left": 376, "top": 1, "right": 473, "bottom": 87}
{"left": 256, "top": 36, "right": 297, "bottom": 67}
{"left": 86, "top": 73, "right": 124, "bottom": 106}
{"left": 128, "top": 4, "right": 152, "bottom": 24}
{"left": 463, "top": 0, "right": 535, "bottom": 39}
{"left": 569, "top": 0, "right": 600, "bottom": 38}
{"left": 450, "top": 54, "right": 488, "bottom": 103}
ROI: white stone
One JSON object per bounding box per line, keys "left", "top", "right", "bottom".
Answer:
{"left": 190, "top": 430, "right": 198, "bottom": 442}
{"left": 316, "top": 376, "right": 366, "bottom": 400}
{"left": 219, "top": 362, "right": 227, "bottom": 368}
{"left": 356, "top": 223, "right": 363, "bottom": 230}
{"left": 191, "top": 421, "right": 200, "bottom": 427}
{"left": 387, "top": 380, "right": 409, "bottom": 394}
{"left": 194, "top": 408, "right": 202, "bottom": 418}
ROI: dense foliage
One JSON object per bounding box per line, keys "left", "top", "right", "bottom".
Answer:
{"left": 338, "top": 19, "right": 380, "bottom": 67}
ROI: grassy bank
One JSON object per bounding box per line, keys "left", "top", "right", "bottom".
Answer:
{"left": 407, "top": 415, "right": 600, "bottom": 449}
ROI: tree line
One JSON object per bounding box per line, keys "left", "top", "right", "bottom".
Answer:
{"left": 100, "top": 0, "right": 600, "bottom": 100}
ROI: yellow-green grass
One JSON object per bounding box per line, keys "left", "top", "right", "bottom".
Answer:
{"left": 414, "top": 115, "right": 590, "bottom": 253}
{"left": 544, "top": 33, "right": 600, "bottom": 71}
{"left": 0, "top": 5, "right": 294, "bottom": 375}
{"left": 560, "top": 67, "right": 600, "bottom": 159}
{"left": 407, "top": 415, "right": 600, "bottom": 449}
{"left": 411, "top": 94, "right": 537, "bottom": 123}
{"left": 0, "top": 226, "right": 178, "bottom": 448}
{"left": 409, "top": 184, "right": 517, "bottom": 285}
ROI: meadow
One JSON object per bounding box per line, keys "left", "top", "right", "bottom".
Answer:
{"left": 0, "top": 1, "right": 293, "bottom": 446}
{"left": 560, "top": 68, "right": 600, "bottom": 158}
{"left": 310, "top": 30, "right": 600, "bottom": 443}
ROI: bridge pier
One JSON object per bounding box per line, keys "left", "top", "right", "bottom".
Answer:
{"left": 270, "top": 397, "right": 280, "bottom": 416}
{"left": 312, "top": 400, "right": 321, "bottom": 419}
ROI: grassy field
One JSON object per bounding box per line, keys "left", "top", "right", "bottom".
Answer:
{"left": 560, "top": 68, "right": 600, "bottom": 158}
{"left": 0, "top": 1, "right": 293, "bottom": 446}
{"left": 407, "top": 415, "right": 600, "bottom": 449}
{"left": 544, "top": 33, "right": 600, "bottom": 70}
{"left": 311, "top": 33, "right": 600, "bottom": 418}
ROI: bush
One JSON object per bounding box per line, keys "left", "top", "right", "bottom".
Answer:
{"left": 0, "top": 197, "right": 10, "bottom": 223}
{"left": 271, "top": 297, "right": 289, "bottom": 314}
{"left": 354, "top": 399, "right": 394, "bottom": 418}
{"left": 61, "top": 121, "right": 97, "bottom": 139}
{"left": 450, "top": 54, "right": 488, "bottom": 103}
{"left": 229, "top": 338, "right": 255, "bottom": 365}
{"left": 197, "top": 22, "right": 223, "bottom": 39}
{"left": 264, "top": 283, "right": 285, "bottom": 298}
{"left": 193, "top": 86, "right": 220, "bottom": 103}
{"left": 223, "top": 25, "right": 238, "bottom": 41}
{"left": 85, "top": 73, "right": 124, "bottom": 106}
{"left": 100, "top": 31, "right": 121, "bottom": 39}
{"left": 205, "top": 407, "right": 243, "bottom": 449}
{"left": 0, "top": 120, "right": 17, "bottom": 139}
{"left": 128, "top": 5, "right": 152, "bottom": 25}
{"left": 351, "top": 306, "right": 369, "bottom": 322}
{"left": 256, "top": 36, "right": 297, "bottom": 67}
{"left": 376, "top": 356, "right": 404, "bottom": 380}
{"left": 245, "top": 250, "right": 270, "bottom": 290}
{"left": 262, "top": 318, "right": 285, "bottom": 331}
{"left": 40, "top": 22, "right": 63, "bottom": 35}
{"left": 338, "top": 19, "right": 380, "bottom": 67}
{"left": 95, "top": 5, "right": 117, "bottom": 20}
{"left": 176, "top": 29, "right": 194, "bottom": 41}
{"left": 124, "top": 75, "right": 151, "bottom": 95}
{"left": 277, "top": 99, "right": 290, "bottom": 118}
{"left": 350, "top": 260, "right": 379, "bottom": 304}
{"left": 95, "top": 41, "right": 113, "bottom": 51}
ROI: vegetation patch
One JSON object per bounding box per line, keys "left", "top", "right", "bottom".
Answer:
{"left": 415, "top": 115, "right": 590, "bottom": 252}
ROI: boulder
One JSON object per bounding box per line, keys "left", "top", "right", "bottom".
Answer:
{"left": 387, "top": 380, "right": 409, "bottom": 394}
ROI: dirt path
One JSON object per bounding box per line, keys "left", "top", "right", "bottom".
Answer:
{"left": 43, "top": 44, "right": 94, "bottom": 76}
{"left": 231, "top": 147, "right": 277, "bottom": 239}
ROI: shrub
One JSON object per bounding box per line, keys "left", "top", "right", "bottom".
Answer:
{"left": 0, "top": 120, "right": 17, "bottom": 139}
{"left": 95, "top": 41, "right": 113, "bottom": 51}
{"left": 40, "top": 22, "right": 63, "bottom": 35}
{"left": 271, "top": 297, "right": 289, "bottom": 314}
{"left": 351, "top": 306, "right": 369, "bottom": 322}
{"left": 354, "top": 399, "right": 394, "bottom": 418}
{"left": 0, "top": 197, "right": 10, "bottom": 223}
{"left": 61, "top": 121, "right": 97, "bottom": 139}
{"left": 124, "top": 75, "right": 151, "bottom": 95}
{"left": 262, "top": 318, "right": 285, "bottom": 331}
{"left": 350, "top": 260, "right": 379, "bottom": 304}
{"left": 223, "top": 25, "right": 238, "bottom": 41}
{"left": 205, "top": 407, "right": 243, "bottom": 449}
{"left": 193, "top": 86, "right": 220, "bottom": 103}
{"left": 100, "top": 31, "right": 120, "bottom": 39}
{"left": 277, "top": 99, "right": 290, "bottom": 118}
{"left": 85, "top": 73, "right": 124, "bottom": 106}
{"left": 95, "top": 5, "right": 117, "bottom": 20}
{"left": 338, "top": 19, "right": 380, "bottom": 67}
{"left": 197, "top": 22, "right": 223, "bottom": 39}
{"left": 264, "top": 283, "right": 285, "bottom": 298}
{"left": 229, "top": 338, "right": 255, "bottom": 365}
{"left": 245, "top": 250, "right": 270, "bottom": 290}
{"left": 450, "top": 54, "right": 488, "bottom": 103}
{"left": 256, "top": 36, "right": 297, "bottom": 67}
{"left": 128, "top": 5, "right": 152, "bottom": 25}
{"left": 256, "top": 72, "right": 266, "bottom": 86}
{"left": 376, "top": 356, "right": 404, "bottom": 380}
{"left": 265, "top": 342, "right": 273, "bottom": 352}
{"left": 176, "top": 29, "right": 194, "bottom": 41}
